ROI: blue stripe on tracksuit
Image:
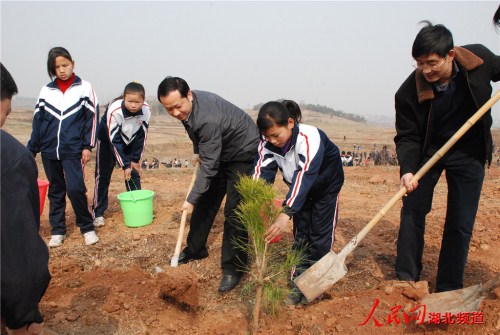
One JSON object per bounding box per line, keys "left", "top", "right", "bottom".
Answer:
{"left": 92, "top": 100, "right": 150, "bottom": 217}
{"left": 253, "top": 123, "right": 344, "bottom": 281}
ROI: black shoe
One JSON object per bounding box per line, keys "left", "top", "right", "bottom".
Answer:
{"left": 300, "top": 293, "right": 323, "bottom": 305}
{"left": 177, "top": 248, "right": 208, "bottom": 265}
{"left": 218, "top": 274, "right": 241, "bottom": 292}
{"left": 284, "top": 287, "right": 304, "bottom": 306}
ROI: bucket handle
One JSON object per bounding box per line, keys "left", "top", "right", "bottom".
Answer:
{"left": 125, "top": 178, "right": 137, "bottom": 202}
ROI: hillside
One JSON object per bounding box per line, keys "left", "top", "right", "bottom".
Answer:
{"left": 2, "top": 108, "right": 500, "bottom": 335}
{"left": 6, "top": 108, "right": 499, "bottom": 166}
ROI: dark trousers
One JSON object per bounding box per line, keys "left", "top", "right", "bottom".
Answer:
{"left": 42, "top": 158, "right": 94, "bottom": 235}
{"left": 185, "top": 160, "right": 253, "bottom": 276}
{"left": 291, "top": 192, "right": 339, "bottom": 281}
{"left": 92, "top": 136, "right": 140, "bottom": 217}
{"left": 396, "top": 150, "right": 484, "bottom": 292}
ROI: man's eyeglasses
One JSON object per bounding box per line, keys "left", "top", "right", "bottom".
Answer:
{"left": 413, "top": 55, "right": 448, "bottom": 71}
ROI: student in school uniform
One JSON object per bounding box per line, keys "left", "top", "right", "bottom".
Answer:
{"left": 253, "top": 100, "right": 344, "bottom": 305}
{"left": 92, "top": 82, "right": 151, "bottom": 227}
{"left": 27, "top": 47, "right": 99, "bottom": 247}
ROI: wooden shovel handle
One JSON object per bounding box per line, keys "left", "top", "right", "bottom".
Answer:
{"left": 186, "top": 162, "right": 200, "bottom": 200}
{"left": 172, "top": 162, "right": 200, "bottom": 263}
{"left": 481, "top": 273, "right": 500, "bottom": 292}
{"left": 340, "top": 89, "right": 500, "bottom": 258}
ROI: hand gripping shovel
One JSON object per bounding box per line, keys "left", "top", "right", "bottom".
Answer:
{"left": 421, "top": 273, "right": 500, "bottom": 322}
{"left": 295, "top": 89, "right": 500, "bottom": 302}
{"left": 170, "top": 161, "right": 200, "bottom": 267}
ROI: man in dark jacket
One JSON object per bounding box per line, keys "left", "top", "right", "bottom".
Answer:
{"left": 394, "top": 22, "right": 500, "bottom": 292}
{"left": 1, "top": 63, "right": 52, "bottom": 334}
{"left": 157, "top": 77, "right": 260, "bottom": 293}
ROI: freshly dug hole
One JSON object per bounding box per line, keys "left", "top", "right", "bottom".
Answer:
{"left": 157, "top": 268, "right": 199, "bottom": 311}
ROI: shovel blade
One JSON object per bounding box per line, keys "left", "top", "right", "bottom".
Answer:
{"left": 170, "top": 255, "right": 179, "bottom": 267}
{"left": 421, "top": 284, "right": 484, "bottom": 322}
{"left": 294, "top": 251, "right": 347, "bottom": 302}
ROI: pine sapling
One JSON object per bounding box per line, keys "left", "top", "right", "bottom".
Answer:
{"left": 234, "top": 176, "right": 303, "bottom": 334}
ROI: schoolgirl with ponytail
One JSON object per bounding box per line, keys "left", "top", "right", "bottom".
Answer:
{"left": 253, "top": 99, "right": 344, "bottom": 305}
{"left": 92, "top": 82, "right": 151, "bottom": 227}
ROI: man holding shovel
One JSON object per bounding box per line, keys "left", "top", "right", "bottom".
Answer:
{"left": 394, "top": 22, "right": 500, "bottom": 292}
{"left": 157, "top": 77, "right": 260, "bottom": 293}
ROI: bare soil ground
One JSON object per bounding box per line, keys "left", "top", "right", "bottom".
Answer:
{"left": 3, "top": 110, "right": 500, "bottom": 335}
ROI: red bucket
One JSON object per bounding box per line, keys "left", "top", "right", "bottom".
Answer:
{"left": 37, "top": 179, "right": 49, "bottom": 215}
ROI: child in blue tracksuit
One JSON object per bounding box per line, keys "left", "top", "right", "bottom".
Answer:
{"left": 253, "top": 100, "right": 344, "bottom": 305}
{"left": 92, "top": 82, "right": 151, "bottom": 227}
{"left": 27, "top": 47, "right": 99, "bottom": 248}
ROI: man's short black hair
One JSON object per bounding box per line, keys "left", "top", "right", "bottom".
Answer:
{"left": 412, "top": 21, "right": 454, "bottom": 59}
{"left": 157, "top": 76, "right": 190, "bottom": 102}
{"left": 1, "top": 62, "right": 18, "bottom": 100}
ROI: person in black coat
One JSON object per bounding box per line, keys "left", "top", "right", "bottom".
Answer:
{"left": 394, "top": 22, "right": 500, "bottom": 292}
{"left": 1, "top": 63, "right": 51, "bottom": 335}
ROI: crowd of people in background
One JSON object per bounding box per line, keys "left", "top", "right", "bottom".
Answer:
{"left": 139, "top": 157, "right": 190, "bottom": 169}
{"left": 340, "top": 144, "right": 398, "bottom": 167}
{"left": 138, "top": 144, "right": 500, "bottom": 170}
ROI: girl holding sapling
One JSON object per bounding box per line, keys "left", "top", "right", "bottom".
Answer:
{"left": 253, "top": 100, "right": 344, "bottom": 305}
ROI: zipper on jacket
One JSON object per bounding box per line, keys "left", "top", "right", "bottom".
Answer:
{"left": 465, "top": 70, "right": 489, "bottom": 165}
{"left": 422, "top": 101, "right": 433, "bottom": 159}
{"left": 465, "top": 71, "right": 480, "bottom": 111}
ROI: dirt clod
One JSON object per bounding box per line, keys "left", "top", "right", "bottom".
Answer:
{"left": 401, "top": 281, "right": 429, "bottom": 300}
{"left": 157, "top": 269, "right": 199, "bottom": 311}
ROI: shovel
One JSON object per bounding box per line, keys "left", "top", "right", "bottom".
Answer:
{"left": 421, "top": 273, "right": 500, "bottom": 322}
{"left": 295, "top": 89, "right": 500, "bottom": 302}
{"left": 170, "top": 161, "right": 200, "bottom": 267}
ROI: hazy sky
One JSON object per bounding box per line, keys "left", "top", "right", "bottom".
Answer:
{"left": 1, "top": 1, "right": 499, "bottom": 121}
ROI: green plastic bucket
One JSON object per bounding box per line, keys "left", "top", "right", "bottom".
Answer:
{"left": 117, "top": 190, "right": 155, "bottom": 227}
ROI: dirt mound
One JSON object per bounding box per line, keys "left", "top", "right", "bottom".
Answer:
{"left": 158, "top": 268, "right": 199, "bottom": 311}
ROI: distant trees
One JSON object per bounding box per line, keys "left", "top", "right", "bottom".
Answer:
{"left": 253, "top": 101, "right": 366, "bottom": 124}
{"left": 148, "top": 97, "right": 366, "bottom": 123}
{"left": 301, "top": 103, "right": 366, "bottom": 123}
{"left": 146, "top": 98, "right": 166, "bottom": 115}
{"left": 253, "top": 102, "right": 265, "bottom": 111}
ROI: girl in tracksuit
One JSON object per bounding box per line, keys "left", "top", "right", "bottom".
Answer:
{"left": 253, "top": 100, "right": 344, "bottom": 305}
{"left": 27, "top": 47, "right": 99, "bottom": 247}
{"left": 92, "top": 82, "right": 151, "bottom": 227}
